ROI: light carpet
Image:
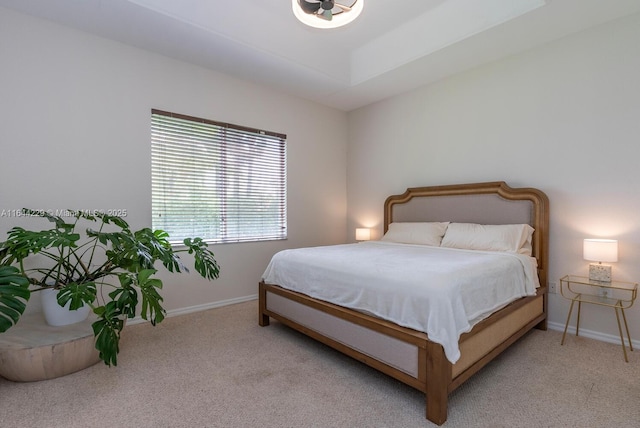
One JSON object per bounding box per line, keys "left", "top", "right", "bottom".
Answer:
{"left": 1, "top": 300, "right": 639, "bottom": 427}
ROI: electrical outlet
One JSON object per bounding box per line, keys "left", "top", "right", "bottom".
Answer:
{"left": 548, "top": 282, "right": 557, "bottom": 294}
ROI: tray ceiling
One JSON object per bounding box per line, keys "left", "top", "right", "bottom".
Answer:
{"left": 1, "top": 0, "right": 639, "bottom": 111}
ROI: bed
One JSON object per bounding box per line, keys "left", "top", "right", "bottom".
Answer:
{"left": 258, "top": 181, "right": 549, "bottom": 425}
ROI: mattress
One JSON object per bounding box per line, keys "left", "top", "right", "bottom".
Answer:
{"left": 261, "top": 241, "right": 540, "bottom": 363}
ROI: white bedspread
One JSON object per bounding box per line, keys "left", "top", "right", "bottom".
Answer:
{"left": 261, "top": 241, "right": 539, "bottom": 364}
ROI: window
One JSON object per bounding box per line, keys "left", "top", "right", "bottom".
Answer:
{"left": 151, "top": 109, "right": 287, "bottom": 244}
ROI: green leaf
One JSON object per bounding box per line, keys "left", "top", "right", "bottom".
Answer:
{"left": 0, "top": 227, "right": 80, "bottom": 266}
{"left": 22, "top": 208, "right": 73, "bottom": 231}
{"left": 56, "top": 281, "right": 97, "bottom": 311}
{"left": 0, "top": 266, "right": 31, "bottom": 333}
{"left": 93, "top": 211, "right": 130, "bottom": 231}
{"left": 109, "top": 274, "right": 139, "bottom": 318}
{"left": 137, "top": 269, "right": 165, "bottom": 325}
{"left": 183, "top": 237, "right": 220, "bottom": 281}
{"left": 137, "top": 228, "right": 184, "bottom": 273}
{"left": 70, "top": 209, "right": 96, "bottom": 222}
{"left": 153, "top": 229, "right": 170, "bottom": 242}
{"left": 92, "top": 301, "right": 125, "bottom": 367}
{"left": 137, "top": 268, "right": 156, "bottom": 285}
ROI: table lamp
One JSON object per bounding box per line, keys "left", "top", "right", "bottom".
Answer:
{"left": 583, "top": 239, "right": 618, "bottom": 282}
{"left": 355, "top": 228, "right": 371, "bottom": 241}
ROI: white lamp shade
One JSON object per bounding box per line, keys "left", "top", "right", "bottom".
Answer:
{"left": 355, "top": 228, "right": 371, "bottom": 241}
{"left": 583, "top": 239, "right": 618, "bottom": 262}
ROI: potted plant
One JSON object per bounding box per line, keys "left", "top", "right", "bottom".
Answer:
{"left": 0, "top": 209, "right": 220, "bottom": 366}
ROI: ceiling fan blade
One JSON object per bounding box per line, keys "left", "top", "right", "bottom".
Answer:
{"left": 334, "top": 3, "right": 352, "bottom": 12}
{"left": 320, "top": 9, "right": 333, "bottom": 21}
{"left": 299, "top": 0, "right": 322, "bottom": 14}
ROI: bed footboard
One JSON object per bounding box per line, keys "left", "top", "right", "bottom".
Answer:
{"left": 258, "top": 281, "right": 546, "bottom": 425}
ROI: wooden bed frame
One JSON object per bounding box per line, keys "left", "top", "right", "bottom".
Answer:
{"left": 259, "top": 181, "right": 549, "bottom": 425}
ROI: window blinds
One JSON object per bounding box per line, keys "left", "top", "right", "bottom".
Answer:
{"left": 151, "top": 109, "right": 287, "bottom": 244}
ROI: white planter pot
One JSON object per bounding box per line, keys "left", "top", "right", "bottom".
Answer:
{"left": 41, "top": 288, "right": 90, "bottom": 327}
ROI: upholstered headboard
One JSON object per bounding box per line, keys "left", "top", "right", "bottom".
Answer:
{"left": 384, "top": 181, "right": 549, "bottom": 287}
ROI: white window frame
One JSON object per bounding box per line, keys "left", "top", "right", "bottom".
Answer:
{"left": 151, "top": 109, "right": 287, "bottom": 244}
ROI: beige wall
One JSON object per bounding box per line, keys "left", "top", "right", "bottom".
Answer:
{"left": 0, "top": 8, "right": 347, "bottom": 314}
{"left": 347, "top": 13, "right": 640, "bottom": 345}
{"left": 3, "top": 5, "right": 640, "bottom": 347}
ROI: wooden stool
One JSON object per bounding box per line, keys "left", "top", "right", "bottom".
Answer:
{"left": 0, "top": 312, "right": 101, "bottom": 382}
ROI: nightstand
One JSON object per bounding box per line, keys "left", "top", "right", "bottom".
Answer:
{"left": 560, "top": 275, "right": 638, "bottom": 362}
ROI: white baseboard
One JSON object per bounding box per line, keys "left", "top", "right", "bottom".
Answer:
{"left": 126, "top": 294, "right": 258, "bottom": 326}
{"left": 548, "top": 320, "right": 639, "bottom": 349}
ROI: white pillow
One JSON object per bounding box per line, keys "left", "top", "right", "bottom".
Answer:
{"left": 381, "top": 222, "right": 450, "bottom": 246}
{"left": 440, "top": 223, "right": 534, "bottom": 255}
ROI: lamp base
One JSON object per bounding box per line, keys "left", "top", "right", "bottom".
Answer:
{"left": 588, "top": 263, "right": 611, "bottom": 282}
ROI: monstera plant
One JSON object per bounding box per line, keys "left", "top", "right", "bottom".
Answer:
{"left": 0, "top": 209, "right": 220, "bottom": 366}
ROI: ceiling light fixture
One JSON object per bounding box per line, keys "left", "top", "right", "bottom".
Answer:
{"left": 292, "top": 0, "right": 364, "bottom": 29}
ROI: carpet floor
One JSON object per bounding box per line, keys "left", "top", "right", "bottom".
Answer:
{"left": 1, "top": 300, "right": 639, "bottom": 427}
